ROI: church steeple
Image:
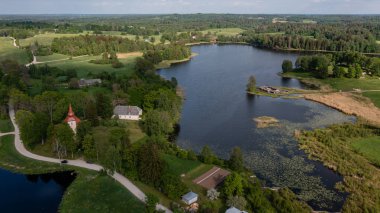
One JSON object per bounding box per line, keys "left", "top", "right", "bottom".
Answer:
{"left": 64, "top": 104, "right": 81, "bottom": 133}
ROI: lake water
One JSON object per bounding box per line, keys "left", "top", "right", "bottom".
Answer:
{"left": 0, "top": 168, "right": 75, "bottom": 213}
{"left": 158, "top": 44, "right": 355, "bottom": 211}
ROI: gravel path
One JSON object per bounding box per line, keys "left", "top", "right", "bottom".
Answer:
{"left": 7, "top": 105, "right": 171, "bottom": 212}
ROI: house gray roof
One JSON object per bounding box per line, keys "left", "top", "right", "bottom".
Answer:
{"left": 182, "top": 192, "right": 198, "bottom": 201}
{"left": 79, "top": 79, "right": 102, "bottom": 87}
{"left": 225, "top": 207, "right": 248, "bottom": 213}
{"left": 114, "top": 106, "right": 142, "bottom": 116}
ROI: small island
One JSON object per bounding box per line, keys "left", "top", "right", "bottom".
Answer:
{"left": 253, "top": 116, "right": 280, "bottom": 128}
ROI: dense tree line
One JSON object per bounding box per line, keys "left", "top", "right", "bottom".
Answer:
{"left": 51, "top": 35, "right": 153, "bottom": 56}
{"left": 284, "top": 51, "right": 380, "bottom": 79}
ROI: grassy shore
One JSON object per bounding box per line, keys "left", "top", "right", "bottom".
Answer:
{"left": 297, "top": 123, "right": 380, "bottom": 212}
{"left": 156, "top": 53, "right": 198, "bottom": 69}
{"left": 0, "top": 135, "right": 145, "bottom": 212}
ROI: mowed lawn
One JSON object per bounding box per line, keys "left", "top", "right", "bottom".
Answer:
{"left": 0, "top": 37, "right": 30, "bottom": 64}
{"left": 351, "top": 136, "right": 380, "bottom": 167}
{"left": 163, "top": 154, "right": 201, "bottom": 176}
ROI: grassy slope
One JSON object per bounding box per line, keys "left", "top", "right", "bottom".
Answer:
{"left": 351, "top": 136, "right": 380, "bottom": 167}
{"left": 0, "top": 135, "right": 145, "bottom": 212}
{"left": 163, "top": 154, "right": 201, "bottom": 176}
{"left": 0, "top": 37, "right": 30, "bottom": 64}
{"left": 122, "top": 121, "right": 146, "bottom": 144}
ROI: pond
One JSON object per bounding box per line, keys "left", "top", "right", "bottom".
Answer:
{"left": 158, "top": 44, "right": 355, "bottom": 211}
{"left": 0, "top": 168, "right": 75, "bottom": 213}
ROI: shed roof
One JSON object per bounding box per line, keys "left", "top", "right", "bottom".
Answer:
{"left": 182, "top": 192, "right": 198, "bottom": 201}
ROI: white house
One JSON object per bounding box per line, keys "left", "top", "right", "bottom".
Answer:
{"left": 182, "top": 192, "right": 198, "bottom": 205}
{"left": 225, "top": 207, "right": 248, "bottom": 213}
{"left": 113, "top": 106, "right": 143, "bottom": 120}
{"left": 79, "top": 79, "right": 102, "bottom": 87}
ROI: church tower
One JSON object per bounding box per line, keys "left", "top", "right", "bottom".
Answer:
{"left": 64, "top": 104, "right": 81, "bottom": 133}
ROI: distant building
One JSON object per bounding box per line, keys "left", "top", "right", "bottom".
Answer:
{"left": 78, "top": 79, "right": 102, "bottom": 87}
{"left": 113, "top": 106, "right": 143, "bottom": 120}
{"left": 225, "top": 207, "right": 248, "bottom": 213}
{"left": 64, "top": 104, "right": 81, "bottom": 133}
{"left": 182, "top": 192, "right": 198, "bottom": 205}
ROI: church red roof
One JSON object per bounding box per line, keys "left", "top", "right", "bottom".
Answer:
{"left": 64, "top": 104, "right": 81, "bottom": 123}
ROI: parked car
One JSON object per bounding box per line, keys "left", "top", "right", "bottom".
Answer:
{"left": 61, "top": 160, "right": 68, "bottom": 164}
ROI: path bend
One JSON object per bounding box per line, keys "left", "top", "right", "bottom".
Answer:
{"left": 7, "top": 105, "right": 171, "bottom": 213}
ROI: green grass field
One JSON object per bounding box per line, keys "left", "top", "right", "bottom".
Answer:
{"left": 37, "top": 55, "right": 137, "bottom": 78}
{"left": 122, "top": 121, "right": 146, "bottom": 144}
{"left": 199, "top": 28, "right": 244, "bottom": 36}
{"left": 0, "top": 119, "right": 14, "bottom": 133}
{"left": 36, "top": 53, "right": 70, "bottom": 62}
{"left": 19, "top": 33, "right": 90, "bottom": 47}
{"left": 351, "top": 136, "right": 380, "bottom": 167}
{"left": 0, "top": 37, "right": 30, "bottom": 64}
{"left": 163, "top": 154, "right": 201, "bottom": 176}
{"left": 60, "top": 174, "right": 145, "bottom": 213}
{"left": 363, "top": 91, "right": 380, "bottom": 108}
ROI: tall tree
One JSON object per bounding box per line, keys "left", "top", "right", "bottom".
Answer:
{"left": 137, "top": 143, "right": 165, "bottom": 185}
{"left": 282, "top": 60, "right": 293, "bottom": 73}
{"left": 229, "top": 147, "right": 244, "bottom": 172}
{"left": 246, "top": 75, "right": 257, "bottom": 93}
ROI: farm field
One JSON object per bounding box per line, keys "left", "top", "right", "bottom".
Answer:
{"left": 0, "top": 37, "right": 30, "bottom": 64}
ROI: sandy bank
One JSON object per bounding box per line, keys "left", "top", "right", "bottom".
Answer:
{"left": 304, "top": 92, "right": 380, "bottom": 126}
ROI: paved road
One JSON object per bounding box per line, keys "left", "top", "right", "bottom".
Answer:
{"left": 8, "top": 106, "right": 171, "bottom": 212}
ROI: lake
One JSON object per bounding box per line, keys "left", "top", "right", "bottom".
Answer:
{"left": 158, "top": 44, "right": 355, "bottom": 211}
{"left": 0, "top": 168, "right": 75, "bottom": 213}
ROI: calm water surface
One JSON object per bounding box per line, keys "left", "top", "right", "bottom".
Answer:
{"left": 0, "top": 169, "right": 75, "bottom": 213}
{"left": 158, "top": 45, "right": 355, "bottom": 211}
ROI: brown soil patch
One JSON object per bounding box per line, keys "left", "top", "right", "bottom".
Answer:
{"left": 117, "top": 52, "right": 143, "bottom": 59}
{"left": 304, "top": 92, "right": 380, "bottom": 126}
{"left": 192, "top": 166, "right": 230, "bottom": 189}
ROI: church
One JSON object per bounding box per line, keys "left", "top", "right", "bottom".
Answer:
{"left": 64, "top": 104, "right": 81, "bottom": 133}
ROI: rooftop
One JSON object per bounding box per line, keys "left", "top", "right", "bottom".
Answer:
{"left": 114, "top": 105, "right": 142, "bottom": 116}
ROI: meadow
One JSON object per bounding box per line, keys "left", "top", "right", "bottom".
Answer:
{"left": 37, "top": 54, "right": 138, "bottom": 78}
{"left": 0, "top": 37, "right": 30, "bottom": 64}
{"left": 18, "top": 32, "right": 90, "bottom": 47}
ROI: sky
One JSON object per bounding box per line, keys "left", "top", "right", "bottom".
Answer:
{"left": 0, "top": 0, "right": 379, "bottom": 14}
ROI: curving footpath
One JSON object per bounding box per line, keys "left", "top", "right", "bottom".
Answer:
{"left": 8, "top": 105, "right": 171, "bottom": 213}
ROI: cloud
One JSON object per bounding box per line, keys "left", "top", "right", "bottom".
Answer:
{"left": 0, "top": 0, "right": 379, "bottom": 14}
